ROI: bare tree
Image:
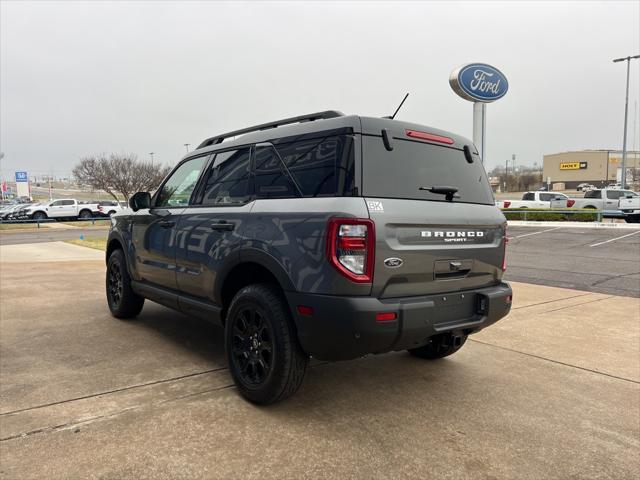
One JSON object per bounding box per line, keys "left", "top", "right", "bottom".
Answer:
{"left": 73, "top": 153, "right": 171, "bottom": 202}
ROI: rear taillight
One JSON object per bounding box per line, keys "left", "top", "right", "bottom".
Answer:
{"left": 326, "top": 218, "right": 375, "bottom": 283}
{"left": 503, "top": 201, "right": 511, "bottom": 208}
{"left": 502, "top": 226, "right": 508, "bottom": 272}
{"left": 567, "top": 199, "right": 575, "bottom": 208}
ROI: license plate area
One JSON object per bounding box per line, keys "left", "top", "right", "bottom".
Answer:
{"left": 431, "top": 292, "right": 476, "bottom": 325}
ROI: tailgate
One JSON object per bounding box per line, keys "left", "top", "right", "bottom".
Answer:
{"left": 365, "top": 198, "right": 506, "bottom": 298}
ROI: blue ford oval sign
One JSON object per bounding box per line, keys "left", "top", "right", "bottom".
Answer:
{"left": 449, "top": 63, "right": 508, "bottom": 103}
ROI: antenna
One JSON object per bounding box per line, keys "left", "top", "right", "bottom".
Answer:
{"left": 387, "top": 93, "right": 409, "bottom": 120}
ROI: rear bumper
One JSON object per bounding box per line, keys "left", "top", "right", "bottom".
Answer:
{"left": 286, "top": 282, "right": 512, "bottom": 361}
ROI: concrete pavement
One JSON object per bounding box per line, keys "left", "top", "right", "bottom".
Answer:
{"left": 0, "top": 241, "right": 104, "bottom": 263}
{"left": 0, "top": 249, "right": 638, "bottom": 479}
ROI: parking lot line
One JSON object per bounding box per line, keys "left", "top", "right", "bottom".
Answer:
{"left": 589, "top": 230, "right": 640, "bottom": 247}
{"left": 512, "top": 227, "right": 562, "bottom": 239}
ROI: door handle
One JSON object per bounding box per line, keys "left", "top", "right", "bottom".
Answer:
{"left": 159, "top": 221, "right": 175, "bottom": 229}
{"left": 210, "top": 220, "right": 235, "bottom": 231}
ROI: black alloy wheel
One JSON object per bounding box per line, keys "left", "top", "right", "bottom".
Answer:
{"left": 225, "top": 284, "right": 308, "bottom": 404}
{"left": 105, "top": 249, "right": 144, "bottom": 319}
{"left": 230, "top": 306, "right": 274, "bottom": 386}
{"left": 107, "top": 259, "right": 123, "bottom": 308}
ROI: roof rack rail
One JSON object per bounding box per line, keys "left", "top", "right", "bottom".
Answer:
{"left": 197, "top": 110, "right": 345, "bottom": 149}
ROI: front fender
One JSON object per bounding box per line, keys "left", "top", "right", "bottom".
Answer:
{"left": 106, "top": 226, "right": 137, "bottom": 280}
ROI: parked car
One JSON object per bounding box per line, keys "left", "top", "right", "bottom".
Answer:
{"left": 569, "top": 188, "right": 638, "bottom": 217}
{"left": 105, "top": 110, "right": 512, "bottom": 404}
{"left": 23, "top": 199, "right": 98, "bottom": 220}
{"left": 496, "top": 191, "right": 575, "bottom": 209}
{"left": 0, "top": 204, "right": 29, "bottom": 220}
{"left": 619, "top": 194, "right": 640, "bottom": 223}
{"left": 577, "top": 183, "right": 595, "bottom": 192}
{"left": 96, "top": 200, "right": 125, "bottom": 217}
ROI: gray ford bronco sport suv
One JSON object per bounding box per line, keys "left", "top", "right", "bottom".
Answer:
{"left": 106, "top": 111, "right": 512, "bottom": 404}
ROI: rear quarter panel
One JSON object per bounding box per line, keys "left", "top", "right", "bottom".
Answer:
{"left": 245, "top": 197, "right": 372, "bottom": 296}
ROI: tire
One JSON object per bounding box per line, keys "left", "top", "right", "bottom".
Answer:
{"left": 408, "top": 333, "right": 468, "bottom": 360}
{"left": 225, "top": 284, "right": 308, "bottom": 405}
{"left": 32, "top": 211, "right": 46, "bottom": 220}
{"left": 79, "top": 209, "right": 93, "bottom": 219}
{"left": 106, "top": 249, "right": 144, "bottom": 319}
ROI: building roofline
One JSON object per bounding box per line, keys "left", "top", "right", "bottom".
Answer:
{"left": 543, "top": 149, "right": 640, "bottom": 157}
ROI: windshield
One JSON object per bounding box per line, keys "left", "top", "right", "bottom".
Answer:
{"left": 361, "top": 136, "right": 494, "bottom": 205}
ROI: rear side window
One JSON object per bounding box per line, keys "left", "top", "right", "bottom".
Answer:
{"left": 361, "top": 137, "right": 494, "bottom": 205}
{"left": 522, "top": 193, "right": 534, "bottom": 201}
{"left": 254, "top": 146, "right": 298, "bottom": 199}
{"left": 585, "top": 190, "right": 601, "bottom": 199}
{"left": 270, "top": 133, "right": 355, "bottom": 198}
{"left": 539, "top": 193, "right": 554, "bottom": 201}
{"left": 201, "top": 149, "right": 251, "bottom": 205}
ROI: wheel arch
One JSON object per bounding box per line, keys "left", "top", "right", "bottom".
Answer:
{"left": 105, "top": 233, "right": 136, "bottom": 278}
{"left": 217, "top": 250, "right": 296, "bottom": 323}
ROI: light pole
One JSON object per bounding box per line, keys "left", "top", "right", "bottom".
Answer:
{"left": 505, "top": 159, "right": 512, "bottom": 192}
{"left": 149, "top": 152, "right": 154, "bottom": 166}
{"left": 184, "top": 144, "right": 190, "bottom": 153}
{"left": 613, "top": 54, "right": 640, "bottom": 189}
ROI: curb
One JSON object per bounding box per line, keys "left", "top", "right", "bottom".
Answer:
{"left": 507, "top": 221, "right": 640, "bottom": 229}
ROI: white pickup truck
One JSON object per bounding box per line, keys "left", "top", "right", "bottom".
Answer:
{"left": 569, "top": 189, "right": 638, "bottom": 218}
{"left": 619, "top": 195, "right": 640, "bottom": 223}
{"left": 24, "top": 199, "right": 98, "bottom": 220}
{"left": 496, "top": 191, "right": 575, "bottom": 209}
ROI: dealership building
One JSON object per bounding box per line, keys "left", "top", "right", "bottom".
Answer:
{"left": 542, "top": 150, "right": 640, "bottom": 189}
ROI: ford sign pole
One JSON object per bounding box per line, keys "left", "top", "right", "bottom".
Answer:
{"left": 613, "top": 54, "right": 640, "bottom": 189}
{"left": 472, "top": 102, "right": 486, "bottom": 161}
{"left": 449, "top": 63, "right": 508, "bottom": 164}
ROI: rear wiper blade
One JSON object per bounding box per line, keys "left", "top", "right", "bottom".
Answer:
{"left": 419, "top": 185, "right": 460, "bottom": 201}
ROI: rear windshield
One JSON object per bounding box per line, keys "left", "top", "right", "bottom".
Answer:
{"left": 362, "top": 136, "right": 494, "bottom": 205}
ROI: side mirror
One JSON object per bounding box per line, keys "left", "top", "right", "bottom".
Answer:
{"left": 129, "top": 192, "right": 151, "bottom": 212}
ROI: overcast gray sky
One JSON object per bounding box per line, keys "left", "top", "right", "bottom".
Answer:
{"left": 1, "top": 0, "right": 639, "bottom": 178}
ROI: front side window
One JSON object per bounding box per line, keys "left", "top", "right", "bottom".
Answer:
{"left": 201, "top": 149, "right": 251, "bottom": 205}
{"left": 606, "top": 190, "right": 626, "bottom": 200}
{"left": 156, "top": 156, "right": 208, "bottom": 207}
{"left": 50, "top": 200, "right": 63, "bottom": 206}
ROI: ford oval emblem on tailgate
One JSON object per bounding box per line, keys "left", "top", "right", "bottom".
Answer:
{"left": 384, "top": 258, "right": 403, "bottom": 268}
